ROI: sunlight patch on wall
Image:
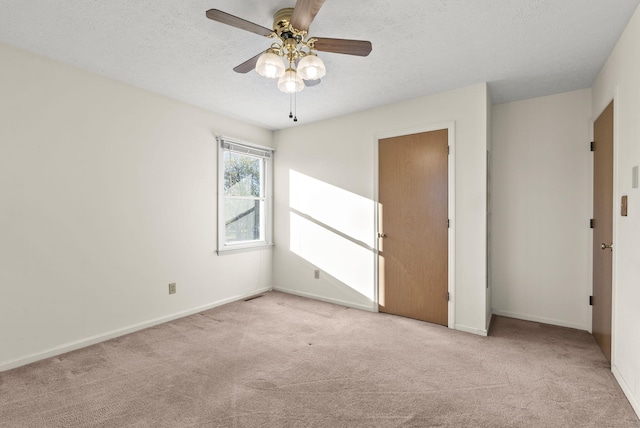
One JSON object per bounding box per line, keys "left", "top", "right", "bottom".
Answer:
{"left": 289, "top": 170, "right": 375, "bottom": 249}
{"left": 290, "top": 212, "right": 374, "bottom": 300}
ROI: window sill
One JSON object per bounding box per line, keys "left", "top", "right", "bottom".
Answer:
{"left": 216, "top": 243, "right": 274, "bottom": 256}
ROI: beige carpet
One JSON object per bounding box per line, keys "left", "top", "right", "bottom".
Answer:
{"left": 0, "top": 291, "right": 638, "bottom": 427}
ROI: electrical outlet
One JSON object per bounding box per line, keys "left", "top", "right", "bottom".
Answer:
{"left": 314, "top": 269, "right": 320, "bottom": 279}
{"left": 168, "top": 283, "right": 176, "bottom": 294}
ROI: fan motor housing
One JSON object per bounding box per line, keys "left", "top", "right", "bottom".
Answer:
{"left": 273, "top": 8, "right": 294, "bottom": 30}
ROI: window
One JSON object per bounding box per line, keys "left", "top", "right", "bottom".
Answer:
{"left": 217, "top": 136, "right": 273, "bottom": 254}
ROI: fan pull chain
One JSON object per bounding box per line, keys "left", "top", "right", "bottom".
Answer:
{"left": 293, "top": 92, "right": 298, "bottom": 122}
{"left": 288, "top": 93, "right": 293, "bottom": 119}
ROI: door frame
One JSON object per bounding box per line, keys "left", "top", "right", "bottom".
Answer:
{"left": 373, "top": 121, "right": 456, "bottom": 329}
{"left": 590, "top": 90, "right": 618, "bottom": 363}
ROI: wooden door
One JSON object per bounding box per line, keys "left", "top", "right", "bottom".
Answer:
{"left": 378, "top": 129, "right": 448, "bottom": 325}
{"left": 592, "top": 101, "right": 614, "bottom": 362}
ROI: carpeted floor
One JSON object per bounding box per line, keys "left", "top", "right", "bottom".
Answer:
{"left": 0, "top": 291, "right": 638, "bottom": 427}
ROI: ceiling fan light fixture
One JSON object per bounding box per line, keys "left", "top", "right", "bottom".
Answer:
{"left": 278, "top": 68, "right": 304, "bottom": 93}
{"left": 255, "top": 51, "right": 285, "bottom": 78}
{"left": 278, "top": 67, "right": 304, "bottom": 94}
{"left": 297, "top": 53, "right": 326, "bottom": 80}
{"left": 207, "top": 2, "right": 374, "bottom": 122}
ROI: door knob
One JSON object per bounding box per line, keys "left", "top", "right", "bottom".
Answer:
{"left": 601, "top": 243, "right": 613, "bottom": 250}
{"left": 378, "top": 232, "right": 386, "bottom": 238}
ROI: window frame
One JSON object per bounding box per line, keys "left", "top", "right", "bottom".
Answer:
{"left": 217, "top": 136, "right": 274, "bottom": 255}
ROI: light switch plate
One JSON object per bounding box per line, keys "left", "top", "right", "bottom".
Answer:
{"left": 633, "top": 166, "right": 638, "bottom": 188}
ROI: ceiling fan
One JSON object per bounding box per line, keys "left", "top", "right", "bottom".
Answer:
{"left": 206, "top": 0, "right": 372, "bottom": 121}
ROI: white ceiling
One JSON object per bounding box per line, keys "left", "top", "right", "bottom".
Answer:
{"left": 1, "top": 1, "right": 638, "bottom": 130}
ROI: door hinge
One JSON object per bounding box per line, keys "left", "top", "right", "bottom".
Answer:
{"left": 447, "top": 146, "right": 450, "bottom": 155}
{"left": 590, "top": 219, "right": 595, "bottom": 229}
{"left": 589, "top": 295, "right": 593, "bottom": 306}
{"left": 447, "top": 292, "right": 450, "bottom": 301}
{"left": 590, "top": 141, "right": 595, "bottom": 151}
{"left": 447, "top": 219, "right": 450, "bottom": 228}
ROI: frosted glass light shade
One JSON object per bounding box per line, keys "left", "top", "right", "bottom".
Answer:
{"left": 277, "top": 69, "right": 304, "bottom": 93}
{"left": 297, "top": 54, "right": 326, "bottom": 80}
{"left": 255, "top": 52, "right": 285, "bottom": 78}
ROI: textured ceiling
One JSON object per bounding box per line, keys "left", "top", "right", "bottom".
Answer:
{"left": 0, "top": 1, "right": 638, "bottom": 130}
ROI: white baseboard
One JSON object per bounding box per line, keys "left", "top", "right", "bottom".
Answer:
{"left": 0, "top": 287, "right": 272, "bottom": 372}
{"left": 455, "top": 323, "right": 488, "bottom": 337}
{"left": 492, "top": 309, "right": 588, "bottom": 331}
{"left": 612, "top": 364, "right": 640, "bottom": 419}
{"left": 273, "top": 286, "right": 375, "bottom": 312}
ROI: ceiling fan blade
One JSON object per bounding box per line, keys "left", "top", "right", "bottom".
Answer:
{"left": 313, "top": 38, "right": 372, "bottom": 56}
{"left": 206, "top": 9, "right": 272, "bottom": 37}
{"left": 290, "top": 0, "right": 326, "bottom": 31}
{"left": 233, "top": 52, "right": 264, "bottom": 74}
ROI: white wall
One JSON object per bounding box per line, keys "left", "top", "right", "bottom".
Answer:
{"left": 273, "top": 83, "right": 489, "bottom": 335}
{"left": 491, "top": 89, "right": 592, "bottom": 330}
{"left": 591, "top": 3, "right": 640, "bottom": 417}
{"left": 0, "top": 43, "right": 274, "bottom": 370}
